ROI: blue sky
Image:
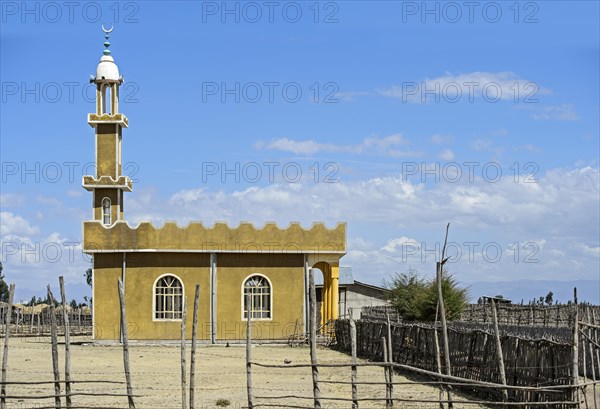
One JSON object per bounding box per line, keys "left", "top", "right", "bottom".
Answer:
{"left": 1, "top": 1, "right": 599, "bottom": 304}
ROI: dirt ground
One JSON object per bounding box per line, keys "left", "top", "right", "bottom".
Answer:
{"left": 4, "top": 335, "right": 492, "bottom": 409}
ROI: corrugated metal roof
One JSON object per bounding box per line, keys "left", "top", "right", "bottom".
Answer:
{"left": 313, "top": 266, "right": 354, "bottom": 285}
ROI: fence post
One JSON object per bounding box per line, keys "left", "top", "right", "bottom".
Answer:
{"left": 386, "top": 313, "right": 394, "bottom": 407}
{"left": 437, "top": 223, "right": 453, "bottom": 408}
{"left": 592, "top": 310, "right": 600, "bottom": 409}
{"left": 585, "top": 309, "right": 598, "bottom": 409}
{"left": 117, "top": 278, "right": 135, "bottom": 408}
{"left": 0, "top": 283, "right": 15, "bottom": 409}
{"left": 349, "top": 318, "right": 359, "bottom": 409}
{"left": 246, "top": 311, "right": 254, "bottom": 409}
{"left": 382, "top": 337, "right": 392, "bottom": 408}
{"left": 189, "top": 284, "right": 200, "bottom": 409}
{"left": 490, "top": 299, "right": 508, "bottom": 401}
{"left": 59, "top": 277, "right": 72, "bottom": 409}
{"left": 309, "top": 269, "right": 321, "bottom": 408}
{"left": 47, "top": 286, "right": 61, "bottom": 409}
{"left": 181, "top": 296, "right": 187, "bottom": 409}
{"left": 434, "top": 304, "right": 445, "bottom": 409}
{"left": 573, "top": 287, "right": 580, "bottom": 408}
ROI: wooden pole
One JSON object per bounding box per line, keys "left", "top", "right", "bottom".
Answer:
{"left": 573, "top": 288, "right": 581, "bottom": 408}
{"left": 592, "top": 310, "right": 599, "bottom": 409}
{"left": 382, "top": 337, "right": 392, "bottom": 408}
{"left": 437, "top": 223, "right": 453, "bottom": 408}
{"left": 181, "top": 296, "right": 187, "bottom": 409}
{"left": 582, "top": 324, "right": 589, "bottom": 409}
{"left": 59, "top": 277, "right": 72, "bottom": 409}
{"left": 586, "top": 309, "right": 597, "bottom": 409}
{"left": 47, "top": 286, "right": 61, "bottom": 409}
{"left": 117, "top": 278, "right": 135, "bottom": 408}
{"left": 434, "top": 302, "right": 445, "bottom": 409}
{"left": 0, "top": 283, "right": 15, "bottom": 409}
{"left": 490, "top": 298, "right": 508, "bottom": 401}
{"left": 309, "top": 269, "right": 321, "bottom": 408}
{"left": 349, "top": 318, "right": 359, "bottom": 409}
{"left": 386, "top": 313, "right": 394, "bottom": 407}
{"left": 189, "top": 284, "right": 200, "bottom": 409}
{"left": 246, "top": 310, "right": 254, "bottom": 409}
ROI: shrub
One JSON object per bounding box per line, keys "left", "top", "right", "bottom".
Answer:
{"left": 386, "top": 270, "right": 468, "bottom": 321}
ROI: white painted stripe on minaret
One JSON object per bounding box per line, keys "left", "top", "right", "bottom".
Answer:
{"left": 210, "top": 252, "right": 217, "bottom": 344}
{"left": 303, "top": 254, "right": 309, "bottom": 336}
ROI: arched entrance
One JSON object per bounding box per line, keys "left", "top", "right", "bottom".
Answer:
{"left": 312, "top": 261, "right": 339, "bottom": 333}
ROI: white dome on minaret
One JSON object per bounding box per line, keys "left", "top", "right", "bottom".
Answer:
{"left": 96, "top": 55, "right": 120, "bottom": 82}
{"left": 91, "top": 25, "right": 123, "bottom": 84}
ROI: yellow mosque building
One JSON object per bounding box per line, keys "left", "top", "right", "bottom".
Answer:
{"left": 82, "top": 29, "right": 346, "bottom": 341}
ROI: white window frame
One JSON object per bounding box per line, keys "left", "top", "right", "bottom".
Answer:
{"left": 153, "top": 273, "right": 185, "bottom": 322}
{"left": 241, "top": 273, "right": 272, "bottom": 321}
{"left": 101, "top": 197, "right": 111, "bottom": 226}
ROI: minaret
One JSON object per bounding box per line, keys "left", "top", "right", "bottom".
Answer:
{"left": 83, "top": 26, "right": 131, "bottom": 226}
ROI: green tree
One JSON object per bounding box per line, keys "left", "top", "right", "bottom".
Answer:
{"left": 420, "top": 273, "right": 470, "bottom": 321}
{"left": 85, "top": 268, "right": 92, "bottom": 288}
{"left": 386, "top": 270, "right": 469, "bottom": 321}
{"left": 385, "top": 271, "right": 428, "bottom": 321}
{"left": 545, "top": 291, "right": 554, "bottom": 306}
{"left": 0, "top": 262, "right": 10, "bottom": 302}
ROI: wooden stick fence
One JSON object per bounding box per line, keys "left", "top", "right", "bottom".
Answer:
{"left": 0, "top": 283, "right": 15, "bottom": 409}
{"left": 0, "top": 306, "right": 92, "bottom": 337}
{"left": 47, "top": 286, "right": 61, "bottom": 409}
{"left": 335, "top": 318, "right": 582, "bottom": 407}
{"left": 244, "top": 269, "right": 590, "bottom": 408}
{"left": 59, "top": 277, "right": 72, "bottom": 409}
{"left": 0, "top": 279, "right": 138, "bottom": 408}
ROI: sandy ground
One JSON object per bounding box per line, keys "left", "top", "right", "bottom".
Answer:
{"left": 4, "top": 335, "right": 492, "bottom": 409}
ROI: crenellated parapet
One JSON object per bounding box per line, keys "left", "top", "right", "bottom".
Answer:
{"left": 82, "top": 175, "right": 133, "bottom": 191}
{"left": 83, "top": 221, "right": 346, "bottom": 253}
{"left": 88, "top": 113, "right": 128, "bottom": 127}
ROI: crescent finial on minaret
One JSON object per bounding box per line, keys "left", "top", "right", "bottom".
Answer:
{"left": 101, "top": 24, "right": 113, "bottom": 55}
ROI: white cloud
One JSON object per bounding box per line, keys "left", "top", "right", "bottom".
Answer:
{"left": 430, "top": 134, "right": 453, "bottom": 144}
{"left": 336, "top": 91, "right": 372, "bottom": 102}
{"left": 531, "top": 104, "right": 580, "bottom": 121}
{"left": 126, "top": 167, "right": 599, "bottom": 286}
{"left": 66, "top": 189, "right": 83, "bottom": 198}
{"left": 0, "top": 212, "right": 40, "bottom": 236}
{"left": 379, "top": 71, "right": 551, "bottom": 104}
{"left": 0, "top": 193, "right": 26, "bottom": 207}
{"left": 256, "top": 134, "right": 422, "bottom": 157}
{"left": 439, "top": 149, "right": 455, "bottom": 161}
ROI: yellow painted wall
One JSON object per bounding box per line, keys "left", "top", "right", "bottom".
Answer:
{"left": 124, "top": 252, "right": 211, "bottom": 340}
{"left": 93, "top": 252, "right": 305, "bottom": 341}
{"left": 96, "top": 124, "right": 118, "bottom": 178}
{"left": 93, "top": 253, "right": 123, "bottom": 340}
{"left": 216, "top": 253, "right": 305, "bottom": 340}
{"left": 94, "top": 252, "right": 212, "bottom": 340}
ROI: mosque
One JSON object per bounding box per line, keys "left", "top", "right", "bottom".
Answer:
{"left": 82, "top": 29, "right": 346, "bottom": 341}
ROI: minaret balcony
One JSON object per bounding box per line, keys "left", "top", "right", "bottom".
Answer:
{"left": 82, "top": 175, "right": 133, "bottom": 192}
{"left": 87, "top": 113, "right": 128, "bottom": 128}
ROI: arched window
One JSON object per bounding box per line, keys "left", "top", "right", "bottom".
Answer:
{"left": 154, "top": 275, "right": 183, "bottom": 320}
{"left": 101, "top": 197, "right": 111, "bottom": 226}
{"left": 243, "top": 275, "right": 271, "bottom": 320}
